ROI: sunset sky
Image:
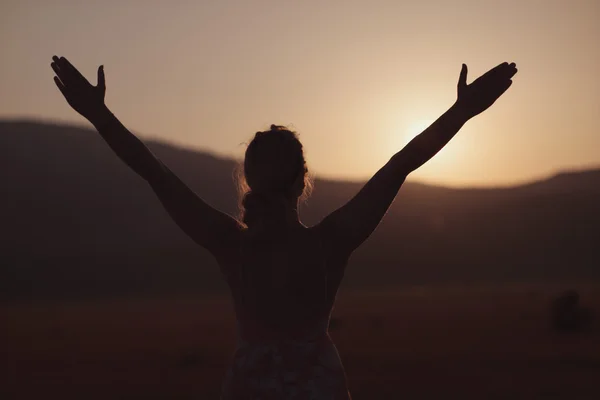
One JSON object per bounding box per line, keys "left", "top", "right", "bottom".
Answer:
{"left": 1, "top": 0, "right": 598, "bottom": 187}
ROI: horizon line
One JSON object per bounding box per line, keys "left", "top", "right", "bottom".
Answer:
{"left": 3, "top": 116, "right": 600, "bottom": 191}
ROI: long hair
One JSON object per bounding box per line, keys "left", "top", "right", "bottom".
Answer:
{"left": 236, "top": 124, "right": 313, "bottom": 228}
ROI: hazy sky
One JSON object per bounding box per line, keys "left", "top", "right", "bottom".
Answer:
{"left": 1, "top": 0, "right": 598, "bottom": 187}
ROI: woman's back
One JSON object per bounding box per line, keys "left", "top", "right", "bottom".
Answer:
{"left": 219, "top": 225, "right": 352, "bottom": 399}
{"left": 226, "top": 225, "right": 340, "bottom": 339}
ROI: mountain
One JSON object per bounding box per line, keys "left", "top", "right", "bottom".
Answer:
{"left": 1, "top": 120, "right": 599, "bottom": 302}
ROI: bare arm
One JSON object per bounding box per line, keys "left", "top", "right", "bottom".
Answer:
{"left": 50, "top": 55, "right": 242, "bottom": 256}
{"left": 319, "top": 62, "right": 518, "bottom": 258}
{"left": 91, "top": 106, "right": 243, "bottom": 255}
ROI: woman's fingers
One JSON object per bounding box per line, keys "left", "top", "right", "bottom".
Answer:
{"left": 458, "top": 63, "right": 468, "bottom": 89}
{"left": 492, "top": 80, "right": 513, "bottom": 106}
{"left": 492, "top": 62, "right": 510, "bottom": 75}
{"left": 500, "top": 79, "right": 513, "bottom": 94}
{"left": 53, "top": 55, "right": 88, "bottom": 87}
{"left": 59, "top": 56, "right": 77, "bottom": 73}
{"left": 490, "top": 64, "right": 516, "bottom": 88}
{"left": 60, "top": 56, "right": 86, "bottom": 81}
{"left": 492, "top": 62, "right": 517, "bottom": 81}
{"left": 52, "top": 55, "right": 72, "bottom": 86}
{"left": 477, "top": 62, "right": 507, "bottom": 82}
{"left": 477, "top": 62, "right": 511, "bottom": 85}
{"left": 97, "top": 65, "right": 105, "bottom": 91}
{"left": 51, "top": 55, "right": 73, "bottom": 86}
{"left": 53, "top": 76, "right": 68, "bottom": 97}
{"left": 50, "top": 61, "right": 62, "bottom": 78}
{"left": 475, "top": 62, "right": 516, "bottom": 92}
{"left": 489, "top": 79, "right": 514, "bottom": 102}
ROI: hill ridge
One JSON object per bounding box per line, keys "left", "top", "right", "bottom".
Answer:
{"left": 2, "top": 120, "right": 599, "bottom": 302}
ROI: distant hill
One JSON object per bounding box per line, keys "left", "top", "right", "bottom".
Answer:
{"left": 1, "top": 120, "right": 599, "bottom": 302}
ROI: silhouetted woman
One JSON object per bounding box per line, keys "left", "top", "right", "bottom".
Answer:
{"left": 50, "top": 55, "right": 517, "bottom": 399}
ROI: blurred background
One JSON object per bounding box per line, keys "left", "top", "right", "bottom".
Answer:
{"left": 1, "top": 1, "right": 599, "bottom": 399}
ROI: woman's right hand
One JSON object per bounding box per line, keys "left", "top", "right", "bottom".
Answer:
{"left": 51, "top": 55, "right": 107, "bottom": 122}
{"left": 455, "top": 62, "right": 517, "bottom": 120}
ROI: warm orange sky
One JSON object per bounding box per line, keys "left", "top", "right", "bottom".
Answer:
{"left": 1, "top": 0, "right": 598, "bottom": 187}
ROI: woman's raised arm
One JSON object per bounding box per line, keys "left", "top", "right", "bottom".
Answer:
{"left": 318, "top": 62, "right": 518, "bottom": 259}
{"left": 50, "top": 55, "right": 242, "bottom": 256}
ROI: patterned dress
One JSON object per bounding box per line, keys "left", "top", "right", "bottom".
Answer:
{"left": 219, "top": 229, "right": 352, "bottom": 399}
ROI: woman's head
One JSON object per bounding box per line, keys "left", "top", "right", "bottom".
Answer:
{"left": 237, "top": 124, "right": 312, "bottom": 227}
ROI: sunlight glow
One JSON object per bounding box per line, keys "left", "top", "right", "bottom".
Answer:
{"left": 402, "top": 118, "right": 465, "bottom": 183}
{"left": 406, "top": 119, "right": 435, "bottom": 141}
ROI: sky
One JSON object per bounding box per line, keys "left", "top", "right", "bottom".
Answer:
{"left": 1, "top": 0, "right": 599, "bottom": 187}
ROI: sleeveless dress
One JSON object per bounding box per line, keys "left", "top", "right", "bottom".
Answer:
{"left": 220, "top": 228, "right": 352, "bottom": 399}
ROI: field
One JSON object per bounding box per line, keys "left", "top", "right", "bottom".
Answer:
{"left": 2, "top": 285, "right": 600, "bottom": 399}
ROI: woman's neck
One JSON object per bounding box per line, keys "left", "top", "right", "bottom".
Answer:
{"left": 247, "top": 200, "right": 303, "bottom": 233}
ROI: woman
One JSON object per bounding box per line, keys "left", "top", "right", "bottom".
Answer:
{"left": 50, "top": 55, "right": 517, "bottom": 399}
